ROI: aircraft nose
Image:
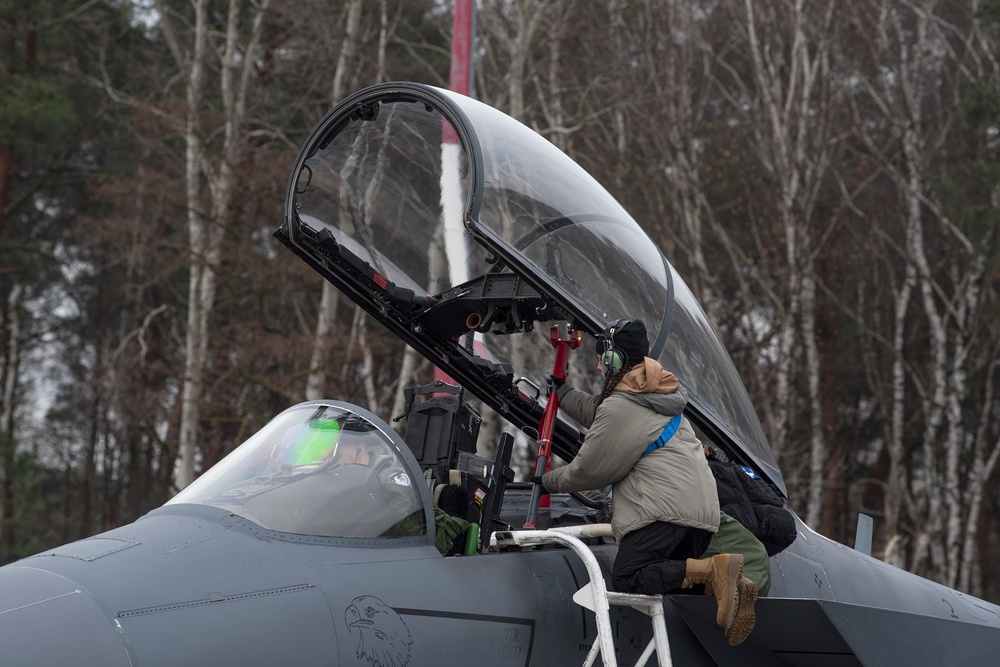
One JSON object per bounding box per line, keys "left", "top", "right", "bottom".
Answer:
{"left": 0, "top": 565, "right": 132, "bottom": 666}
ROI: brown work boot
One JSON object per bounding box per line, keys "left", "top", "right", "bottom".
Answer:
{"left": 725, "top": 576, "right": 758, "bottom": 646}
{"left": 682, "top": 554, "right": 743, "bottom": 629}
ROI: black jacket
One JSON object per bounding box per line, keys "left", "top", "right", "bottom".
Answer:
{"left": 708, "top": 456, "right": 797, "bottom": 557}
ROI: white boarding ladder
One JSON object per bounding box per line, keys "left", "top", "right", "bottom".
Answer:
{"left": 491, "top": 524, "right": 672, "bottom": 667}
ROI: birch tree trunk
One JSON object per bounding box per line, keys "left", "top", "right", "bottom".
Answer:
{"left": 852, "top": 1, "right": 944, "bottom": 575}
{"left": 305, "top": 0, "right": 361, "bottom": 401}
{"left": 735, "top": 0, "right": 837, "bottom": 524}
{"left": 656, "top": 1, "right": 716, "bottom": 314}
{"left": 0, "top": 285, "right": 20, "bottom": 440}
{"left": 885, "top": 261, "right": 915, "bottom": 568}
{"left": 0, "top": 283, "right": 22, "bottom": 555}
{"left": 174, "top": 0, "right": 210, "bottom": 490}
{"left": 480, "top": 0, "right": 552, "bottom": 121}
{"left": 372, "top": 0, "right": 422, "bottom": 417}
{"left": 950, "top": 2, "right": 1000, "bottom": 595}
{"left": 852, "top": 1, "right": 1000, "bottom": 588}
{"left": 171, "top": 0, "right": 272, "bottom": 489}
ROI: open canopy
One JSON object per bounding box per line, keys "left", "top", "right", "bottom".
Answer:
{"left": 276, "top": 82, "right": 784, "bottom": 495}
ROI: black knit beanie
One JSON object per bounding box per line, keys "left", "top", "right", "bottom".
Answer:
{"left": 597, "top": 319, "right": 649, "bottom": 368}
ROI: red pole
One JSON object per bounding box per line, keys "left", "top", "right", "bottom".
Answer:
{"left": 449, "top": 0, "right": 474, "bottom": 96}
{"left": 524, "top": 324, "right": 581, "bottom": 529}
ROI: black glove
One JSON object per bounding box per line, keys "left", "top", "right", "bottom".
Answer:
{"left": 548, "top": 375, "right": 566, "bottom": 390}
{"left": 531, "top": 475, "right": 550, "bottom": 495}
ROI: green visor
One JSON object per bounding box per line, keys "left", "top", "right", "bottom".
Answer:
{"left": 279, "top": 418, "right": 342, "bottom": 466}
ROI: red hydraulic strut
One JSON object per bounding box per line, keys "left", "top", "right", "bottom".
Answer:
{"left": 524, "top": 323, "right": 581, "bottom": 529}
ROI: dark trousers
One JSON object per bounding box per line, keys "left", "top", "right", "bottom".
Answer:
{"left": 612, "top": 521, "right": 713, "bottom": 594}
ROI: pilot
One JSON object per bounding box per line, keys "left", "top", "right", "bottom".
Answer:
{"left": 537, "top": 319, "right": 754, "bottom": 644}
{"left": 332, "top": 437, "right": 374, "bottom": 465}
{"left": 331, "top": 417, "right": 470, "bottom": 554}
{"left": 331, "top": 418, "right": 416, "bottom": 505}
{"left": 276, "top": 413, "right": 470, "bottom": 554}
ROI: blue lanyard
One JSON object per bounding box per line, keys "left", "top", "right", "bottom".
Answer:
{"left": 643, "top": 414, "right": 683, "bottom": 455}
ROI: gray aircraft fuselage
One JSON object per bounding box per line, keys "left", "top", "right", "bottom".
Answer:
{"left": 3, "top": 489, "right": 999, "bottom": 665}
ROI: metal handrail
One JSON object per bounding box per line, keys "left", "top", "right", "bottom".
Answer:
{"left": 491, "top": 525, "right": 672, "bottom": 667}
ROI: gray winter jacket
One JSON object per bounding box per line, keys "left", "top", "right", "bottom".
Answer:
{"left": 542, "top": 359, "right": 720, "bottom": 544}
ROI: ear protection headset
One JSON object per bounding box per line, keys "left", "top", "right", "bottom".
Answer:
{"left": 599, "top": 319, "right": 631, "bottom": 375}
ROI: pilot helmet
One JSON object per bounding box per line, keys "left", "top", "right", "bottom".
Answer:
{"left": 332, "top": 415, "right": 391, "bottom": 465}
{"left": 275, "top": 414, "right": 342, "bottom": 467}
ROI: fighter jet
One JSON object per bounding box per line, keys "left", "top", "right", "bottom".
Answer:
{"left": 1, "top": 81, "right": 998, "bottom": 666}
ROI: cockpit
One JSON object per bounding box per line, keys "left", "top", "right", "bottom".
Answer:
{"left": 168, "top": 403, "right": 428, "bottom": 540}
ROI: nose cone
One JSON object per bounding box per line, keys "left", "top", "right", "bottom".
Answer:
{"left": 0, "top": 565, "right": 132, "bottom": 666}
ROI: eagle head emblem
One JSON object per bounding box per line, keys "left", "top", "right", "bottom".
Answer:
{"left": 345, "top": 595, "right": 412, "bottom": 667}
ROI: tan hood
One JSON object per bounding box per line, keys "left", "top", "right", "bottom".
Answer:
{"left": 614, "top": 357, "right": 679, "bottom": 395}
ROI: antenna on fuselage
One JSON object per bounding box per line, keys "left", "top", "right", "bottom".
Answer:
{"left": 855, "top": 513, "right": 874, "bottom": 556}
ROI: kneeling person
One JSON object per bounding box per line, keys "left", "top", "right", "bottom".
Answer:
{"left": 539, "top": 319, "right": 751, "bottom": 638}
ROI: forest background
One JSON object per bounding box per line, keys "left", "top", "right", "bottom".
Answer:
{"left": 3, "top": 0, "right": 1000, "bottom": 603}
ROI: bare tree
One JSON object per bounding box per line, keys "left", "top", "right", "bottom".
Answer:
{"left": 477, "top": 0, "right": 559, "bottom": 121}
{"left": 673, "top": 0, "right": 838, "bottom": 526}
{"left": 304, "top": 0, "right": 362, "bottom": 402}
{"left": 0, "top": 284, "right": 23, "bottom": 552}
{"left": 154, "top": 0, "right": 273, "bottom": 488}
{"left": 849, "top": 0, "right": 1000, "bottom": 592}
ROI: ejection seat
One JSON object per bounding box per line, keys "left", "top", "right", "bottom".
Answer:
{"left": 396, "top": 381, "right": 514, "bottom": 555}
